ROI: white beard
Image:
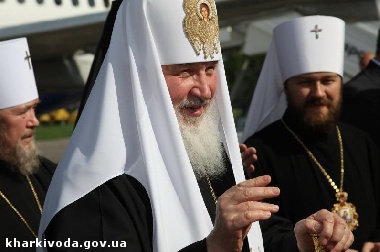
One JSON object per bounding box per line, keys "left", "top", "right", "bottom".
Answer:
{"left": 175, "top": 99, "right": 226, "bottom": 179}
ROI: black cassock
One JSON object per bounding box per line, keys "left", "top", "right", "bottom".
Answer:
{"left": 341, "top": 60, "right": 380, "bottom": 148}
{"left": 53, "top": 1, "right": 293, "bottom": 251}
{"left": 45, "top": 150, "right": 304, "bottom": 252}
{"left": 244, "top": 110, "right": 380, "bottom": 250}
{"left": 0, "top": 157, "right": 56, "bottom": 251}
{"left": 45, "top": 154, "right": 260, "bottom": 252}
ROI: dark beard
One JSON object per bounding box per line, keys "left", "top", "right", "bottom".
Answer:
{"left": 287, "top": 95, "right": 342, "bottom": 135}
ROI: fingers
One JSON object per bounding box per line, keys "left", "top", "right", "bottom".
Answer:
{"left": 312, "top": 209, "right": 352, "bottom": 251}
{"left": 362, "top": 242, "right": 380, "bottom": 252}
{"left": 232, "top": 201, "right": 279, "bottom": 227}
{"left": 239, "top": 174, "right": 272, "bottom": 188}
{"left": 226, "top": 176, "right": 280, "bottom": 203}
{"left": 240, "top": 144, "right": 257, "bottom": 175}
{"left": 216, "top": 196, "right": 279, "bottom": 231}
{"left": 239, "top": 144, "right": 257, "bottom": 158}
{"left": 239, "top": 143, "right": 247, "bottom": 153}
{"left": 295, "top": 209, "right": 354, "bottom": 252}
{"left": 244, "top": 164, "right": 255, "bottom": 175}
{"left": 209, "top": 174, "right": 280, "bottom": 252}
{"left": 217, "top": 176, "right": 280, "bottom": 228}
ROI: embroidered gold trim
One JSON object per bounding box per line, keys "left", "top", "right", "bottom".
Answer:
{"left": 183, "top": 0, "right": 219, "bottom": 59}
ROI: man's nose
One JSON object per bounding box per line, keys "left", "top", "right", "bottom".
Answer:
{"left": 190, "top": 74, "right": 212, "bottom": 99}
{"left": 311, "top": 82, "right": 325, "bottom": 98}
{"left": 26, "top": 110, "right": 40, "bottom": 128}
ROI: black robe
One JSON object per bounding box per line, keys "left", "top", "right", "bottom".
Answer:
{"left": 341, "top": 60, "right": 380, "bottom": 148}
{"left": 244, "top": 110, "right": 380, "bottom": 250}
{"left": 45, "top": 155, "right": 258, "bottom": 252}
{"left": 65, "top": 1, "right": 295, "bottom": 250}
{"left": 0, "top": 156, "right": 56, "bottom": 251}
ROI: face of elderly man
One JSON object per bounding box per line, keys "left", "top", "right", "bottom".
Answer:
{"left": 162, "top": 61, "right": 224, "bottom": 179}
{"left": 162, "top": 61, "right": 218, "bottom": 125}
{"left": 0, "top": 98, "right": 40, "bottom": 175}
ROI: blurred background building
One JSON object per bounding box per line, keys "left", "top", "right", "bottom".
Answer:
{"left": 1, "top": 0, "right": 380, "bottom": 160}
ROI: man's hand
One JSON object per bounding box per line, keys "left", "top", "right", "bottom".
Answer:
{"left": 361, "top": 242, "right": 380, "bottom": 252}
{"left": 206, "top": 175, "right": 279, "bottom": 252}
{"left": 294, "top": 209, "right": 354, "bottom": 252}
{"left": 240, "top": 144, "right": 257, "bottom": 175}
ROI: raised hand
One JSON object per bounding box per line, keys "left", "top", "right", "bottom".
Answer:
{"left": 240, "top": 143, "right": 257, "bottom": 175}
{"left": 206, "top": 175, "right": 280, "bottom": 252}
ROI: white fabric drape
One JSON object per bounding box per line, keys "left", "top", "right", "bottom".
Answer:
{"left": 38, "top": 0, "right": 263, "bottom": 251}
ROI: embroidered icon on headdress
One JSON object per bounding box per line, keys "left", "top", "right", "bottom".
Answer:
{"left": 183, "top": 0, "right": 219, "bottom": 59}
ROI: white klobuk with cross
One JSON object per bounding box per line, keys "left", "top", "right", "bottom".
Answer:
{"left": 0, "top": 37, "right": 38, "bottom": 109}
{"left": 243, "top": 15, "right": 345, "bottom": 145}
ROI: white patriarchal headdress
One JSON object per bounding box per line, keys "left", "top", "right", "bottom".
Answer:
{"left": 39, "top": 0, "right": 263, "bottom": 251}
{"left": 242, "top": 15, "right": 345, "bottom": 141}
{"left": 0, "top": 37, "right": 38, "bottom": 109}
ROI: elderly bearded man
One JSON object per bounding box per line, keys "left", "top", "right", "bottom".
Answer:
{"left": 0, "top": 38, "right": 56, "bottom": 251}
{"left": 39, "top": 1, "right": 353, "bottom": 252}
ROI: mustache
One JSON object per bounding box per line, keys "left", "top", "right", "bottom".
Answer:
{"left": 21, "top": 130, "right": 35, "bottom": 139}
{"left": 178, "top": 98, "right": 210, "bottom": 108}
{"left": 304, "top": 97, "right": 331, "bottom": 107}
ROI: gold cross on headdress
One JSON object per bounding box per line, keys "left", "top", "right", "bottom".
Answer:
{"left": 24, "top": 51, "right": 32, "bottom": 69}
{"left": 310, "top": 25, "right": 322, "bottom": 39}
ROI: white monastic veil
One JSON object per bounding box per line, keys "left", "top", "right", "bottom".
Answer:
{"left": 241, "top": 41, "right": 285, "bottom": 141}
{"left": 38, "top": 0, "right": 263, "bottom": 251}
{"left": 242, "top": 15, "right": 345, "bottom": 142}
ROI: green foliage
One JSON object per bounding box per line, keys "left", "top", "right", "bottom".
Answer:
{"left": 35, "top": 123, "right": 74, "bottom": 141}
{"left": 223, "top": 49, "right": 266, "bottom": 116}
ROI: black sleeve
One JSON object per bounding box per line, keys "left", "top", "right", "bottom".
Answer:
{"left": 45, "top": 175, "right": 153, "bottom": 252}
{"left": 45, "top": 174, "right": 229, "bottom": 252}
{"left": 179, "top": 238, "right": 207, "bottom": 252}
{"left": 341, "top": 86, "right": 380, "bottom": 147}
{"left": 260, "top": 215, "right": 298, "bottom": 252}
{"left": 39, "top": 156, "right": 57, "bottom": 175}
{"left": 179, "top": 217, "right": 299, "bottom": 252}
{"left": 243, "top": 136, "right": 272, "bottom": 180}
{"left": 35, "top": 155, "right": 57, "bottom": 195}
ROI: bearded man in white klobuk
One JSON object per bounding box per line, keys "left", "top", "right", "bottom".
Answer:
{"left": 38, "top": 1, "right": 353, "bottom": 252}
